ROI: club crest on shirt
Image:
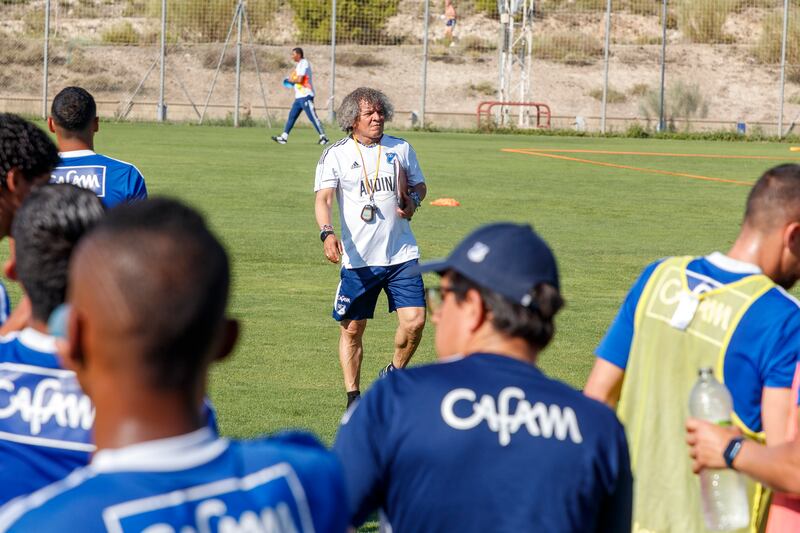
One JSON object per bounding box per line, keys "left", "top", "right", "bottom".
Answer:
{"left": 51, "top": 165, "right": 107, "bottom": 198}
{"left": 385, "top": 153, "right": 396, "bottom": 164}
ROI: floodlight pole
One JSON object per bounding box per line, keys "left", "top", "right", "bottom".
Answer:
{"left": 157, "top": 0, "right": 167, "bottom": 122}
{"left": 234, "top": 1, "right": 243, "bottom": 127}
{"left": 329, "top": 0, "right": 337, "bottom": 123}
{"left": 600, "top": 0, "right": 612, "bottom": 134}
{"left": 778, "top": 0, "right": 789, "bottom": 138}
{"left": 420, "top": 0, "right": 430, "bottom": 128}
{"left": 42, "top": 0, "right": 51, "bottom": 119}
{"left": 658, "top": 0, "right": 668, "bottom": 132}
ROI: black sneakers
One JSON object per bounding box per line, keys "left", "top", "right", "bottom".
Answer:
{"left": 318, "top": 136, "right": 330, "bottom": 145}
{"left": 271, "top": 135, "right": 287, "bottom": 144}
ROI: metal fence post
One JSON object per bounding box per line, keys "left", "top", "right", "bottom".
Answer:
{"left": 658, "top": 0, "right": 668, "bottom": 132}
{"left": 420, "top": 0, "right": 430, "bottom": 129}
{"left": 600, "top": 0, "right": 612, "bottom": 134}
{"left": 234, "top": 0, "right": 243, "bottom": 128}
{"left": 779, "top": 0, "right": 789, "bottom": 138}
{"left": 329, "top": 0, "right": 337, "bottom": 123}
{"left": 42, "top": 0, "right": 51, "bottom": 119}
{"left": 157, "top": 0, "right": 167, "bottom": 122}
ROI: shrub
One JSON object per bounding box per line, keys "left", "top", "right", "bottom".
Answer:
{"left": 588, "top": 87, "right": 627, "bottom": 103}
{"left": 201, "top": 47, "right": 292, "bottom": 72}
{"left": 534, "top": 33, "right": 603, "bottom": 65}
{"left": 0, "top": 39, "right": 41, "bottom": 66}
{"left": 676, "top": 0, "right": 734, "bottom": 44}
{"left": 459, "top": 35, "right": 496, "bottom": 53}
{"left": 754, "top": 10, "right": 800, "bottom": 66}
{"left": 628, "top": 83, "right": 650, "bottom": 96}
{"left": 147, "top": 0, "right": 279, "bottom": 43}
{"left": 468, "top": 81, "right": 495, "bottom": 96}
{"left": 101, "top": 21, "right": 141, "bottom": 45}
{"left": 472, "top": 0, "right": 499, "bottom": 18}
{"left": 288, "top": 0, "right": 399, "bottom": 44}
{"left": 638, "top": 80, "right": 710, "bottom": 131}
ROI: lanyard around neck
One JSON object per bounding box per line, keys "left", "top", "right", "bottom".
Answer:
{"left": 353, "top": 136, "right": 381, "bottom": 201}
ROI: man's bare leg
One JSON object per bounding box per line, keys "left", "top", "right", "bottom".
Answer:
{"left": 393, "top": 306, "right": 426, "bottom": 368}
{"left": 339, "top": 318, "right": 367, "bottom": 394}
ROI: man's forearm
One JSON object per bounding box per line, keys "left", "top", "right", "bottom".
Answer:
{"left": 315, "top": 191, "right": 334, "bottom": 228}
{"left": 734, "top": 439, "right": 800, "bottom": 494}
{"left": 412, "top": 183, "right": 427, "bottom": 201}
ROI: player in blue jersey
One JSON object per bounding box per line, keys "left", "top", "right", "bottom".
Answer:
{"left": 0, "top": 114, "right": 61, "bottom": 335}
{"left": 0, "top": 198, "right": 348, "bottom": 533}
{"left": 48, "top": 87, "right": 147, "bottom": 208}
{"left": 334, "top": 223, "right": 632, "bottom": 532}
{"left": 585, "top": 164, "right": 800, "bottom": 531}
{"left": 0, "top": 184, "right": 104, "bottom": 505}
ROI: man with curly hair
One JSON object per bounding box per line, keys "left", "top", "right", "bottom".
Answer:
{"left": 314, "top": 87, "right": 427, "bottom": 408}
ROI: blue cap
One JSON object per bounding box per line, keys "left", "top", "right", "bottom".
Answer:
{"left": 412, "top": 223, "right": 559, "bottom": 308}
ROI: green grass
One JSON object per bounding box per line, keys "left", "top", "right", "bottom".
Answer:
{"left": 38, "top": 121, "right": 797, "bottom": 448}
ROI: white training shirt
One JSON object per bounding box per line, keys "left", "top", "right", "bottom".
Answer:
{"left": 294, "top": 58, "right": 314, "bottom": 99}
{"left": 315, "top": 135, "right": 425, "bottom": 269}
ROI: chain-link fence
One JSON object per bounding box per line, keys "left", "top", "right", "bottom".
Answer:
{"left": 1, "top": 0, "right": 799, "bottom": 134}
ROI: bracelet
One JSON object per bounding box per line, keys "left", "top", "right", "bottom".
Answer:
{"left": 320, "top": 224, "right": 334, "bottom": 232}
{"left": 409, "top": 191, "right": 422, "bottom": 209}
{"left": 723, "top": 436, "right": 745, "bottom": 469}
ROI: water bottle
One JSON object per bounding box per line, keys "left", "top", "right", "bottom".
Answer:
{"left": 688, "top": 368, "right": 750, "bottom": 531}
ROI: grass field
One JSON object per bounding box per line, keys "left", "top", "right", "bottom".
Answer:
{"left": 36, "top": 121, "right": 800, "bottom": 447}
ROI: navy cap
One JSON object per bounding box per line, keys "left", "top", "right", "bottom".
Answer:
{"left": 412, "top": 223, "right": 559, "bottom": 308}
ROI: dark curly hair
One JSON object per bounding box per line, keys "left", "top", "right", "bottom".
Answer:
{"left": 0, "top": 114, "right": 60, "bottom": 188}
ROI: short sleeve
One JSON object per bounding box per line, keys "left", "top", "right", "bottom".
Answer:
{"left": 314, "top": 149, "right": 339, "bottom": 191}
{"left": 401, "top": 143, "right": 424, "bottom": 186}
{"left": 595, "top": 260, "right": 663, "bottom": 369}
{"left": 129, "top": 168, "right": 147, "bottom": 202}
{"left": 333, "top": 380, "right": 395, "bottom": 527}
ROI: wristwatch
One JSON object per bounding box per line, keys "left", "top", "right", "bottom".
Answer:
{"left": 723, "top": 436, "right": 745, "bottom": 469}
{"left": 320, "top": 226, "right": 335, "bottom": 242}
{"left": 409, "top": 191, "right": 422, "bottom": 209}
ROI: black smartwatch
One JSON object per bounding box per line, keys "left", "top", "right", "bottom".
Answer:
{"left": 320, "top": 229, "right": 335, "bottom": 242}
{"left": 723, "top": 436, "right": 745, "bottom": 469}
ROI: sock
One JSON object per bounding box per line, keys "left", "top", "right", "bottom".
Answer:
{"left": 346, "top": 390, "right": 361, "bottom": 408}
{"left": 280, "top": 132, "right": 288, "bottom": 139}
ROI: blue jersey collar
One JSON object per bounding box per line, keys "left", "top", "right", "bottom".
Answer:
{"left": 58, "top": 150, "right": 96, "bottom": 158}
{"left": 92, "top": 427, "right": 228, "bottom": 473}
{"left": 705, "top": 252, "right": 762, "bottom": 275}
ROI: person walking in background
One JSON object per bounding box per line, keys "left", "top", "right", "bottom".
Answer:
{"left": 334, "top": 222, "right": 632, "bottom": 532}
{"left": 444, "top": 0, "right": 457, "bottom": 45}
{"left": 49, "top": 87, "right": 148, "bottom": 208}
{"left": 585, "top": 164, "right": 800, "bottom": 532}
{"left": 272, "top": 47, "right": 329, "bottom": 146}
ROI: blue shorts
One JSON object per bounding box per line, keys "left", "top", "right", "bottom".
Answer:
{"left": 333, "top": 259, "right": 426, "bottom": 321}
{"left": 445, "top": 19, "right": 456, "bottom": 27}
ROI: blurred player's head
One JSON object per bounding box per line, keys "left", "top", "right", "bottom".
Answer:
{"left": 337, "top": 87, "right": 394, "bottom": 140}
{"left": 414, "top": 223, "right": 563, "bottom": 359}
{"left": 292, "top": 47, "right": 303, "bottom": 61}
{"left": 61, "top": 198, "right": 237, "bottom": 405}
{"left": 740, "top": 164, "right": 800, "bottom": 288}
{"left": 48, "top": 86, "right": 98, "bottom": 146}
{"left": 0, "top": 114, "right": 60, "bottom": 239}
{"left": 9, "top": 184, "right": 104, "bottom": 324}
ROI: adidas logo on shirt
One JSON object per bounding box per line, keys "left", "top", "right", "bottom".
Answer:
{"left": 351, "top": 161, "right": 360, "bottom": 169}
